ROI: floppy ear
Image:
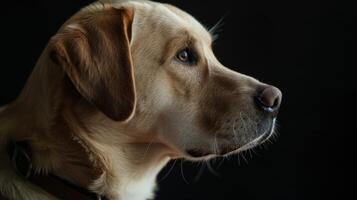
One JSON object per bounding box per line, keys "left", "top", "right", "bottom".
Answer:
{"left": 50, "top": 7, "right": 135, "bottom": 121}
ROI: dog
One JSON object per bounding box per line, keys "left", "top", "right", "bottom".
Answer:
{"left": 0, "top": 0, "right": 282, "bottom": 199}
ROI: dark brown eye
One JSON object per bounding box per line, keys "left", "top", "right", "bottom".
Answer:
{"left": 176, "top": 48, "right": 197, "bottom": 65}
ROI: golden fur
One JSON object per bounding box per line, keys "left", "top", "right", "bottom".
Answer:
{"left": 0, "top": 0, "right": 278, "bottom": 199}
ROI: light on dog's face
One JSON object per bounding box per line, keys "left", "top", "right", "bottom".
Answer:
{"left": 130, "top": 3, "right": 282, "bottom": 160}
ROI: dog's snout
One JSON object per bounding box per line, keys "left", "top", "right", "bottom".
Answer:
{"left": 255, "top": 86, "right": 282, "bottom": 116}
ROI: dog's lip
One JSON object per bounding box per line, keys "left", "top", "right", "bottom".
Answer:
{"left": 186, "top": 149, "right": 214, "bottom": 158}
{"left": 164, "top": 144, "right": 182, "bottom": 158}
{"left": 258, "top": 117, "right": 276, "bottom": 144}
{"left": 225, "top": 118, "right": 276, "bottom": 156}
{"left": 185, "top": 151, "right": 216, "bottom": 160}
{"left": 165, "top": 118, "right": 277, "bottom": 159}
{"left": 184, "top": 118, "right": 276, "bottom": 159}
{"left": 224, "top": 118, "right": 276, "bottom": 154}
{"left": 156, "top": 137, "right": 183, "bottom": 158}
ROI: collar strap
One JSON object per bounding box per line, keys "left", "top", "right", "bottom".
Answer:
{"left": 7, "top": 141, "right": 107, "bottom": 200}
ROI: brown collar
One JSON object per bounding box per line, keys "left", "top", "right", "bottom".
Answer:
{"left": 6, "top": 141, "right": 107, "bottom": 200}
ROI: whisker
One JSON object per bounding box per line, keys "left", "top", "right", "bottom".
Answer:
{"left": 207, "top": 160, "right": 221, "bottom": 178}
{"left": 248, "top": 149, "right": 253, "bottom": 159}
{"left": 216, "top": 157, "right": 226, "bottom": 169}
{"left": 241, "top": 151, "right": 249, "bottom": 165}
{"left": 209, "top": 13, "right": 229, "bottom": 41}
{"left": 194, "top": 162, "right": 206, "bottom": 182}
{"left": 180, "top": 159, "right": 189, "bottom": 184}
{"left": 158, "top": 160, "right": 177, "bottom": 183}
{"left": 141, "top": 137, "right": 155, "bottom": 161}
{"left": 251, "top": 147, "right": 261, "bottom": 157}
{"left": 236, "top": 153, "right": 242, "bottom": 166}
{"left": 213, "top": 133, "right": 219, "bottom": 156}
{"left": 232, "top": 118, "right": 239, "bottom": 143}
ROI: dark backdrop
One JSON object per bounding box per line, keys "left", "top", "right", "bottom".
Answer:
{"left": 0, "top": 0, "right": 346, "bottom": 200}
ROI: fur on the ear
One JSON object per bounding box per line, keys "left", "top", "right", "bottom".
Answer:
{"left": 50, "top": 7, "right": 136, "bottom": 122}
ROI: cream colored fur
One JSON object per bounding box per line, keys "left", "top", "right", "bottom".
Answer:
{"left": 0, "top": 0, "right": 276, "bottom": 200}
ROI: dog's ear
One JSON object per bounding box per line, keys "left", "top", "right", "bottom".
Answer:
{"left": 50, "top": 7, "right": 135, "bottom": 121}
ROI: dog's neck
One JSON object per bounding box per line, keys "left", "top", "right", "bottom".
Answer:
{"left": 0, "top": 91, "right": 171, "bottom": 200}
{"left": 0, "top": 50, "right": 172, "bottom": 200}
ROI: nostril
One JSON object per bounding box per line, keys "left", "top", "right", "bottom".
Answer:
{"left": 272, "top": 98, "right": 279, "bottom": 108}
{"left": 255, "top": 86, "right": 282, "bottom": 114}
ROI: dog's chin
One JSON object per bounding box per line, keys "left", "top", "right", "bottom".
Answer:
{"left": 185, "top": 118, "right": 276, "bottom": 161}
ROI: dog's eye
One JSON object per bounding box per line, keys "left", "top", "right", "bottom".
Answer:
{"left": 176, "top": 48, "right": 197, "bottom": 65}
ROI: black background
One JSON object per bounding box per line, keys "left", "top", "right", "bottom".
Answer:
{"left": 0, "top": 0, "right": 347, "bottom": 200}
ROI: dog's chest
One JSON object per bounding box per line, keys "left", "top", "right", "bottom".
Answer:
{"left": 119, "top": 173, "right": 158, "bottom": 200}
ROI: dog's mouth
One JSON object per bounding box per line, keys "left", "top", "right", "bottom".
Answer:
{"left": 186, "top": 118, "right": 276, "bottom": 159}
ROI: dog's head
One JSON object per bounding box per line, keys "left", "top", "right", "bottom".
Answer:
{"left": 50, "top": 0, "right": 282, "bottom": 160}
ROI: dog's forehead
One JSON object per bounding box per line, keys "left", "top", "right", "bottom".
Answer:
{"left": 135, "top": 1, "right": 212, "bottom": 43}
{"left": 163, "top": 4, "right": 211, "bottom": 42}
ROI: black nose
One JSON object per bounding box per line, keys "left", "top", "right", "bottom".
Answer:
{"left": 255, "top": 86, "right": 282, "bottom": 116}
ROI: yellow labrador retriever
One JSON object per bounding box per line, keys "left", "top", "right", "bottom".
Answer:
{"left": 0, "top": 0, "right": 282, "bottom": 199}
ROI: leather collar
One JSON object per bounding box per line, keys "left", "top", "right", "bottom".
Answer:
{"left": 6, "top": 141, "right": 107, "bottom": 200}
